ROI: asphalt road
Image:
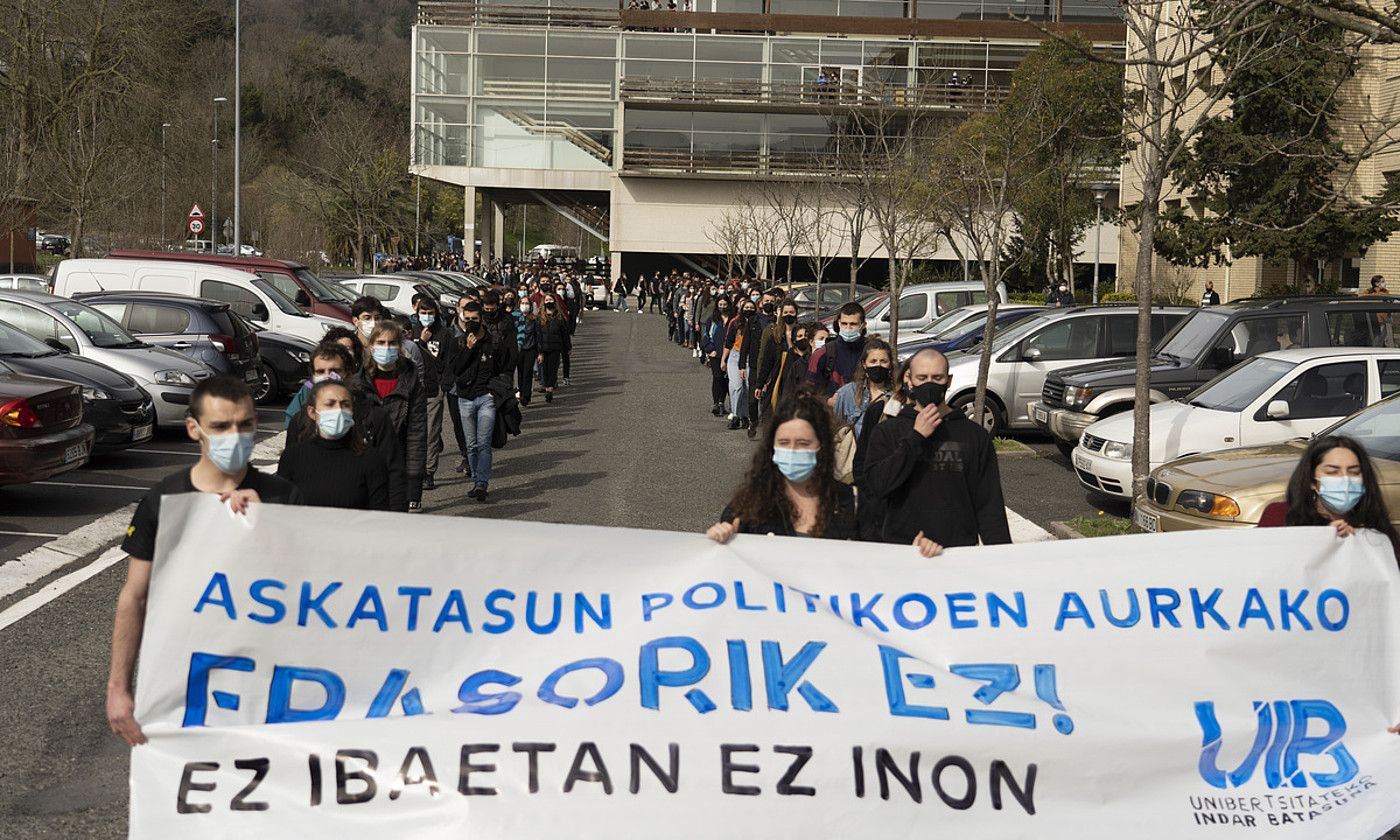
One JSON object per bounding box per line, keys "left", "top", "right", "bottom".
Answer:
{"left": 0, "top": 308, "right": 1112, "bottom": 838}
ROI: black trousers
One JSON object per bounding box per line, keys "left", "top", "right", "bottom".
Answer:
{"left": 518, "top": 348, "right": 538, "bottom": 405}
{"left": 446, "top": 388, "right": 467, "bottom": 457}
{"left": 709, "top": 355, "right": 728, "bottom": 404}
{"left": 543, "top": 351, "right": 562, "bottom": 389}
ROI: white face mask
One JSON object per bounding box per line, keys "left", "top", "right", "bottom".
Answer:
{"left": 357, "top": 319, "right": 378, "bottom": 338}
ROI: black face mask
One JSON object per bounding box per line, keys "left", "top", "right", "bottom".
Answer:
{"left": 762, "top": 303, "right": 776, "bottom": 314}
{"left": 462, "top": 319, "right": 481, "bottom": 332}
{"left": 794, "top": 338, "right": 811, "bottom": 353}
{"left": 865, "top": 365, "right": 891, "bottom": 384}
{"left": 781, "top": 313, "right": 797, "bottom": 325}
{"left": 485, "top": 309, "right": 501, "bottom": 321}
{"left": 742, "top": 310, "right": 756, "bottom": 319}
{"left": 909, "top": 381, "right": 948, "bottom": 407}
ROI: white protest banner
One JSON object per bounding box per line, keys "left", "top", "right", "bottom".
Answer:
{"left": 130, "top": 494, "right": 1400, "bottom": 838}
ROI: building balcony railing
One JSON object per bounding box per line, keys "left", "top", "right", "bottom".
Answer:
{"left": 417, "top": 1, "right": 619, "bottom": 28}
{"left": 621, "top": 77, "right": 1007, "bottom": 111}
{"left": 623, "top": 146, "right": 840, "bottom": 175}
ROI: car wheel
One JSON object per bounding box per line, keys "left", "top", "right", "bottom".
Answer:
{"left": 952, "top": 393, "right": 1004, "bottom": 435}
{"left": 253, "top": 366, "right": 277, "bottom": 405}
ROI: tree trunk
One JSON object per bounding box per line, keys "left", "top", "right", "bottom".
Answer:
{"left": 848, "top": 213, "right": 862, "bottom": 297}
{"left": 973, "top": 259, "right": 1002, "bottom": 428}
{"left": 886, "top": 257, "right": 901, "bottom": 348}
{"left": 1131, "top": 179, "right": 1162, "bottom": 500}
{"left": 71, "top": 210, "right": 86, "bottom": 259}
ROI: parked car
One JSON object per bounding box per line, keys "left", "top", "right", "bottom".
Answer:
{"left": 586, "top": 275, "right": 610, "bottom": 309}
{"left": 942, "top": 305, "right": 1193, "bottom": 433}
{"left": 106, "top": 250, "right": 354, "bottom": 321}
{"left": 52, "top": 258, "right": 342, "bottom": 344}
{"left": 895, "top": 306, "right": 1047, "bottom": 362}
{"left": 0, "top": 318, "right": 155, "bottom": 451}
{"left": 0, "top": 274, "right": 49, "bottom": 292}
{"left": 0, "top": 291, "right": 213, "bottom": 427}
{"left": 252, "top": 329, "right": 315, "bottom": 405}
{"left": 820, "top": 290, "right": 887, "bottom": 327}
{"left": 1073, "top": 347, "right": 1400, "bottom": 499}
{"left": 867, "top": 282, "right": 995, "bottom": 339}
{"left": 338, "top": 276, "right": 437, "bottom": 317}
{"left": 1031, "top": 294, "right": 1400, "bottom": 453}
{"left": 791, "top": 283, "right": 879, "bottom": 319}
{"left": 0, "top": 372, "right": 95, "bottom": 485}
{"left": 1132, "top": 393, "right": 1400, "bottom": 533}
{"left": 39, "top": 234, "right": 70, "bottom": 255}
{"left": 75, "top": 291, "right": 260, "bottom": 387}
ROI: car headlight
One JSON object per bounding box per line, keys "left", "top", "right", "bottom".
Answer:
{"left": 1102, "top": 440, "right": 1132, "bottom": 459}
{"left": 154, "top": 369, "right": 196, "bottom": 387}
{"left": 1176, "top": 490, "right": 1241, "bottom": 518}
{"left": 1064, "top": 385, "right": 1096, "bottom": 408}
{"left": 287, "top": 349, "right": 311, "bottom": 363}
{"left": 81, "top": 386, "right": 111, "bottom": 401}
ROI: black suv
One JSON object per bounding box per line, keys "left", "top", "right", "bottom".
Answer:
{"left": 1031, "top": 294, "right": 1400, "bottom": 452}
{"left": 75, "top": 291, "right": 261, "bottom": 388}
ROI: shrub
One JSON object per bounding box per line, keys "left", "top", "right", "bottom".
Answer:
{"left": 1101, "top": 292, "right": 1136, "bottom": 302}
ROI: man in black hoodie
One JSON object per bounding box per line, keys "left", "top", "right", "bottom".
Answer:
{"left": 442, "top": 300, "right": 504, "bottom": 502}
{"left": 862, "top": 348, "right": 1011, "bottom": 549}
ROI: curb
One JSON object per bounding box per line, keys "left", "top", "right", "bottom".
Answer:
{"left": 1047, "top": 521, "right": 1086, "bottom": 540}
{"left": 993, "top": 438, "right": 1037, "bottom": 457}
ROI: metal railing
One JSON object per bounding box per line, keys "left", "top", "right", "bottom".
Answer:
{"left": 621, "top": 76, "right": 1008, "bottom": 110}
{"left": 623, "top": 146, "right": 841, "bottom": 174}
{"left": 417, "top": 1, "right": 619, "bottom": 27}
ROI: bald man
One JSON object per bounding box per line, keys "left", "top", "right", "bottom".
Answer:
{"left": 862, "top": 348, "right": 1011, "bottom": 548}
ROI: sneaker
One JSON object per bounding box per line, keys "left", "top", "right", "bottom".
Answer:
{"left": 545, "top": 391, "right": 554, "bottom": 403}
{"left": 476, "top": 485, "right": 489, "bottom": 502}
{"left": 423, "top": 475, "right": 436, "bottom": 490}
{"left": 746, "top": 421, "right": 758, "bottom": 440}
{"left": 727, "top": 417, "right": 741, "bottom": 431}
{"left": 454, "top": 459, "right": 468, "bottom": 474}
{"left": 408, "top": 501, "right": 423, "bottom": 513}
{"left": 711, "top": 402, "right": 724, "bottom": 416}
{"left": 563, "top": 377, "right": 572, "bottom": 386}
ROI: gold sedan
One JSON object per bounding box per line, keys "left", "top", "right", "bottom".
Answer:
{"left": 1132, "top": 394, "right": 1400, "bottom": 532}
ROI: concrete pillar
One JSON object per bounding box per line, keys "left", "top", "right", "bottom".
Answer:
{"left": 463, "top": 185, "right": 476, "bottom": 265}
{"left": 479, "top": 190, "right": 495, "bottom": 267}
{"left": 492, "top": 200, "right": 505, "bottom": 266}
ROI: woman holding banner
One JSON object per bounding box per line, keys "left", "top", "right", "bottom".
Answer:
{"left": 1257, "top": 435, "right": 1400, "bottom": 558}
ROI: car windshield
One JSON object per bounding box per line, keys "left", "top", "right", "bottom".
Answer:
{"left": 918, "top": 307, "right": 977, "bottom": 336}
{"left": 49, "top": 300, "right": 143, "bottom": 348}
{"left": 0, "top": 318, "right": 61, "bottom": 357}
{"left": 1184, "top": 357, "right": 1298, "bottom": 412}
{"left": 1324, "top": 396, "right": 1400, "bottom": 461}
{"left": 297, "top": 268, "right": 355, "bottom": 303}
{"left": 1155, "top": 309, "right": 1231, "bottom": 360}
{"left": 251, "top": 278, "right": 306, "bottom": 316}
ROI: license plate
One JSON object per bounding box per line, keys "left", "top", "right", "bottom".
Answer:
{"left": 63, "top": 442, "right": 87, "bottom": 463}
{"left": 1073, "top": 453, "right": 1091, "bottom": 471}
{"left": 1133, "top": 507, "right": 1160, "bottom": 533}
{"left": 133, "top": 423, "right": 154, "bottom": 442}
{"left": 244, "top": 368, "right": 260, "bottom": 383}
{"left": 1033, "top": 407, "right": 1049, "bottom": 424}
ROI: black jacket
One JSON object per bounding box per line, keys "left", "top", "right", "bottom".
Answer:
{"left": 276, "top": 436, "right": 391, "bottom": 511}
{"left": 443, "top": 328, "right": 504, "bottom": 400}
{"left": 538, "top": 317, "right": 572, "bottom": 353}
{"left": 807, "top": 335, "right": 865, "bottom": 396}
{"left": 409, "top": 317, "right": 450, "bottom": 397}
{"left": 288, "top": 396, "right": 405, "bottom": 511}
{"left": 483, "top": 311, "right": 519, "bottom": 373}
{"left": 350, "top": 360, "right": 427, "bottom": 484}
{"left": 720, "top": 485, "right": 859, "bottom": 540}
{"left": 862, "top": 406, "right": 1011, "bottom": 548}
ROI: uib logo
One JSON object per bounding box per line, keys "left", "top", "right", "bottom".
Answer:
{"left": 1195, "top": 700, "right": 1358, "bottom": 790}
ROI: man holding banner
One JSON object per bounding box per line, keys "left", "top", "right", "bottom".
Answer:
{"left": 106, "top": 377, "right": 303, "bottom": 747}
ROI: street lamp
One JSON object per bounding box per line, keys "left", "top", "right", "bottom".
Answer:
{"left": 212, "top": 96, "right": 227, "bottom": 253}
{"left": 160, "top": 122, "right": 171, "bottom": 249}
{"left": 233, "top": 0, "right": 242, "bottom": 254}
{"left": 1092, "top": 183, "right": 1109, "bottom": 305}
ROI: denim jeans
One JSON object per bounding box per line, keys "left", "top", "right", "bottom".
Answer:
{"left": 457, "top": 394, "right": 496, "bottom": 486}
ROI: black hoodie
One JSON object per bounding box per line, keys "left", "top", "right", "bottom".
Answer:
{"left": 861, "top": 405, "right": 1011, "bottom": 548}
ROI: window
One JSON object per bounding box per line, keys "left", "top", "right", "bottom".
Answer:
{"left": 897, "top": 293, "right": 929, "bottom": 321}
{"left": 1106, "top": 314, "right": 1137, "bottom": 356}
{"left": 1024, "top": 316, "right": 1102, "bottom": 361}
{"left": 202, "top": 280, "right": 264, "bottom": 321}
{"left": 128, "top": 304, "right": 192, "bottom": 334}
{"left": 1267, "top": 360, "right": 1367, "bottom": 421}
{"left": 363, "top": 283, "right": 399, "bottom": 302}
{"left": 1377, "top": 359, "right": 1400, "bottom": 399}
{"left": 0, "top": 302, "right": 78, "bottom": 351}
{"left": 1214, "top": 315, "right": 1306, "bottom": 365}
{"left": 1188, "top": 357, "right": 1297, "bottom": 413}
{"left": 1327, "top": 309, "right": 1400, "bottom": 348}
{"left": 50, "top": 301, "right": 138, "bottom": 348}
{"left": 90, "top": 303, "right": 129, "bottom": 324}
{"left": 933, "top": 290, "right": 985, "bottom": 315}
{"left": 255, "top": 271, "right": 301, "bottom": 302}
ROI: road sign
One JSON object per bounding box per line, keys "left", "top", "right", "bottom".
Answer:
{"left": 188, "top": 218, "right": 205, "bottom": 235}
{"left": 188, "top": 203, "right": 204, "bottom": 219}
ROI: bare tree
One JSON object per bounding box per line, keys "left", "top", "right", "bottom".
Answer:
{"left": 796, "top": 179, "right": 843, "bottom": 309}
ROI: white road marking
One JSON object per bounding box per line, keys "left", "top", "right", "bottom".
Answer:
{"left": 127, "top": 448, "right": 200, "bottom": 456}
{"left": 0, "top": 505, "right": 137, "bottom": 601}
{"left": 1007, "top": 507, "right": 1055, "bottom": 543}
{"left": 32, "top": 481, "right": 150, "bottom": 491}
{"left": 0, "top": 547, "right": 127, "bottom": 632}
{"left": 0, "top": 530, "right": 63, "bottom": 539}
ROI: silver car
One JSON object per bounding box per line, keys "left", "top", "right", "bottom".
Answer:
{"left": 0, "top": 291, "right": 214, "bottom": 427}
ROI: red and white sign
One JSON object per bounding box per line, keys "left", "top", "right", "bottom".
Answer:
{"left": 188, "top": 218, "right": 205, "bottom": 235}
{"left": 187, "top": 203, "right": 204, "bottom": 220}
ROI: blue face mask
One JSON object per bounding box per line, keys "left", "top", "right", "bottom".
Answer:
{"left": 318, "top": 408, "right": 354, "bottom": 440}
{"left": 772, "top": 447, "right": 819, "bottom": 483}
{"left": 371, "top": 345, "right": 399, "bottom": 367}
{"left": 839, "top": 328, "right": 863, "bottom": 343}
{"left": 1317, "top": 475, "right": 1365, "bottom": 514}
{"left": 418, "top": 314, "right": 435, "bottom": 327}
{"left": 199, "top": 426, "right": 255, "bottom": 475}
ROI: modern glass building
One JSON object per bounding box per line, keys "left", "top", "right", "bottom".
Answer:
{"left": 412, "top": 1, "right": 1125, "bottom": 278}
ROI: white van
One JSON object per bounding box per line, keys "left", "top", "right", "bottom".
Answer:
{"left": 866, "top": 281, "right": 999, "bottom": 339}
{"left": 52, "top": 259, "right": 340, "bottom": 343}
